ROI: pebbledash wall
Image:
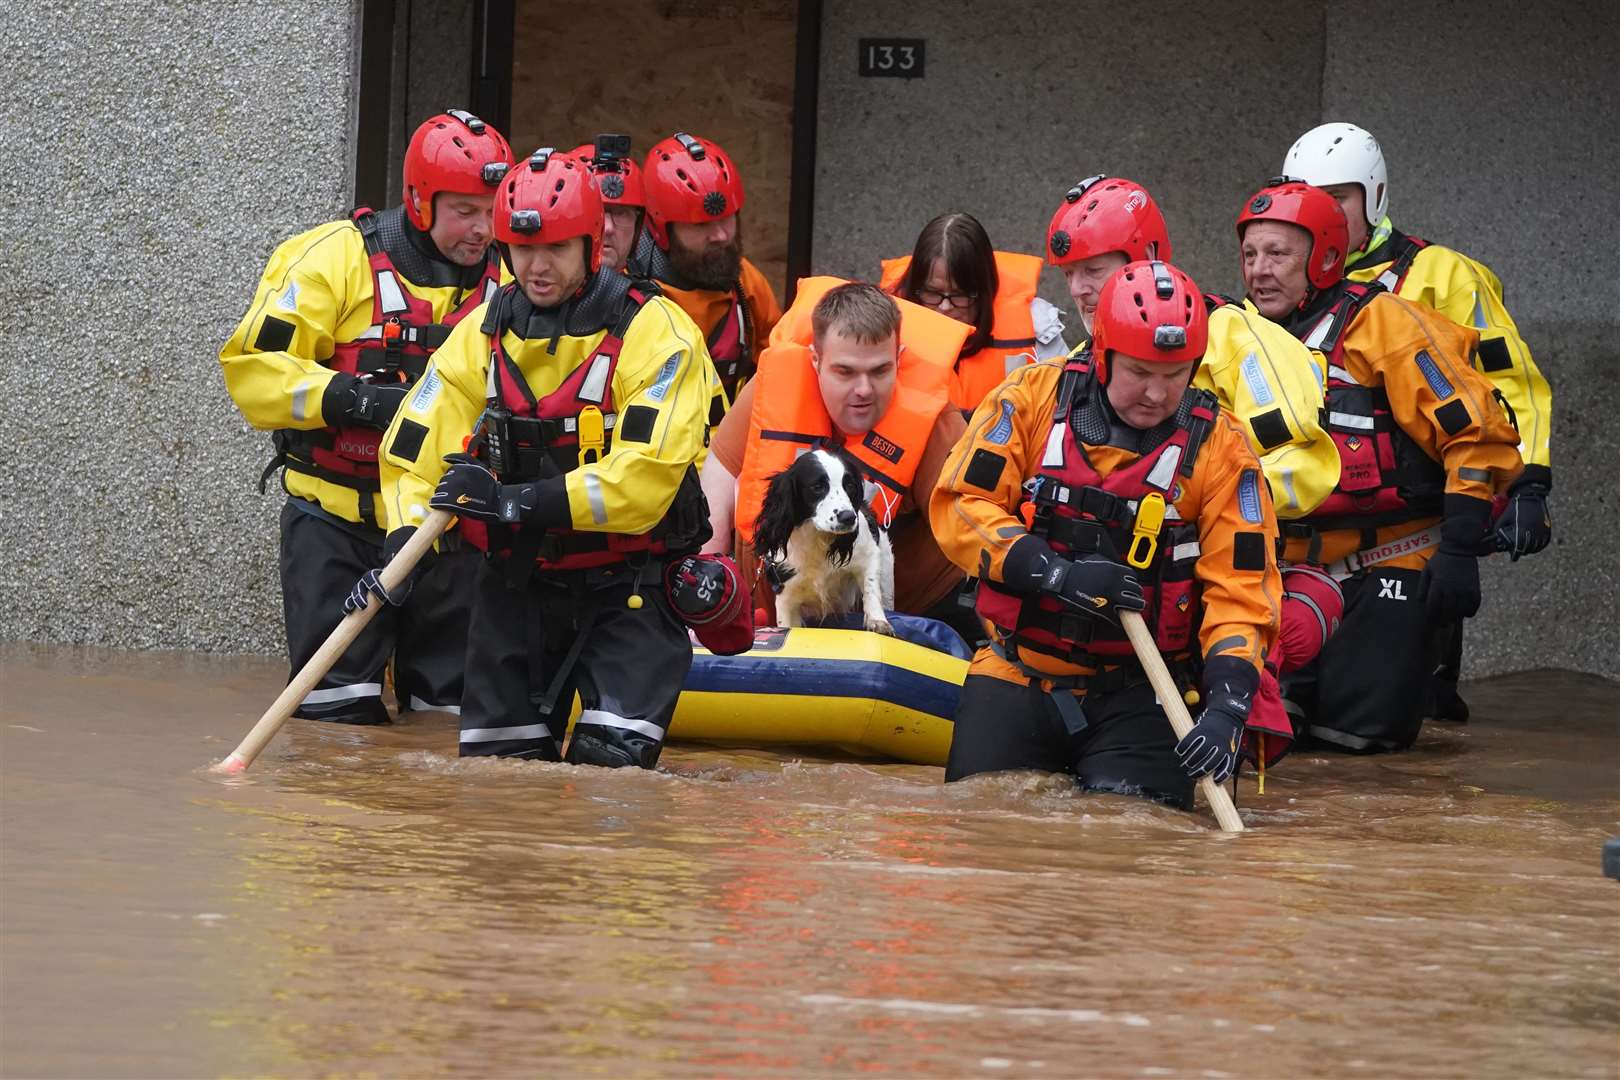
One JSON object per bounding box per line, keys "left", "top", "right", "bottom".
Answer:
{"left": 1, "top": 0, "right": 1615, "bottom": 679}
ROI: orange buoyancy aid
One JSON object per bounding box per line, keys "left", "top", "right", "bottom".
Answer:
{"left": 880, "top": 250, "right": 1043, "bottom": 412}
{"left": 735, "top": 276, "right": 967, "bottom": 546}
{"left": 459, "top": 284, "right": 695, "bottom": 571}
{"left": 975, "top": 350, "right": 1220, "bottom": 664}
{"left": 1293, "top": 281, "right": 1447, "bottom": 531}
{"left": 278, "top": 207, "right": 499, "bottom": 519}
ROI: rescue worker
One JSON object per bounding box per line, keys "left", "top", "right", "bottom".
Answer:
{"left": 220, "top": 109, "right": 513, "bottom": 725}
{"left": 361, "top": 147, "right": 714, "bottom": 767}
{"left": 629, "top": 132, "right": 782, "bottom": 406}
{"left": 1046, "top": 175, "right": 1343, "bottom": 766}
{"left": 881, "top": 211, "right": 1068, "bottom": 412}
{"left": 571, "top": 134, "right": 644, "bottom": 273}
{"left": 701, "top": 280, "right": 972, "bottom": 622}
{"left": 1283, "top": 122, "right": 1555, "bottom": 722}
{"left": 932, "top": 260, "right": 1282, "bottom": 808}
{"left": 1237, "top": 179, "right": 1522, "bottom": 752}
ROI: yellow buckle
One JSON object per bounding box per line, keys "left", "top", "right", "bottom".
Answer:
{"left": 1126, "top": 491, "right": 1166, "bottom": 569}
{"left": 577, "top": 405, "right": 606, "bottom": 466}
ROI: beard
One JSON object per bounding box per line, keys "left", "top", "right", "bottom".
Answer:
{"left": 668, "top": 219, "right": 745, "bottom": 290}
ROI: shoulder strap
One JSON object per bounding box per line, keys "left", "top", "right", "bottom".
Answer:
{"left": 1179, "top": 387, "right": 1220, "bottom": 477}
{"left": 350, "top": 207, "right": 383, "bottom": 256}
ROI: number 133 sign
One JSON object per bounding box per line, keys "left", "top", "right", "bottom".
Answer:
{"left": 858, "top": 38, "right": 925, "bottom": 79}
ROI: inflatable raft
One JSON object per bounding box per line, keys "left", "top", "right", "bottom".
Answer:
{"left": 667, "top": 623, "right": 968, "bottom": 766}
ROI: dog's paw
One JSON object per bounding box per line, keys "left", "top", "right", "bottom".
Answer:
{"left": 864, "top": 615, "right": 896, "bottom": 637}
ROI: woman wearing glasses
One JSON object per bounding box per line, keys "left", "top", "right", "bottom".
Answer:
{"left": 880, "top": 212, "right": 1068, "bottom": 412}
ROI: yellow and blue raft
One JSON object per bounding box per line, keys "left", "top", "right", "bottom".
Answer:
{"left": 665, "top": 623, "right": 969, "bottom": 766}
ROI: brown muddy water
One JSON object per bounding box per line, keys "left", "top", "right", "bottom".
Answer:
{"left": 1, "top": 642, "right": 1617, "bottom": 1079}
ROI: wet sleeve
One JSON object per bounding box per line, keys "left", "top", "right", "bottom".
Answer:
{"left": 377, "top": 311, "right": 492, "bottom": 530}
{"left": 218, "top": 223, "right": 362, "bottom": 430}
{"left": 1347, "top": 295, "right": 1523, "bottom": 501}
{"left": 1191, "top": 414, "right": 1281, "bottom": 671}
{"left": 1410, "top": 247, "right": 1552, "bottom": 468}
{"left": 1194, "top": 305, "right": 1338, "bottom": 519}
{"left": 929, "top": 362, "right": 1060, "bottom": 583}
{"left": 560, "top": 296, "right": 711, "bottom": 534}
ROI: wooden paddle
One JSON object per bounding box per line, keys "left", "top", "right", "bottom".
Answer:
{"left": 216, "top": 510, "right": 453, "bottom": 773}
{"left": 1120, "top": 611, "right": 1245, "bottom": 833}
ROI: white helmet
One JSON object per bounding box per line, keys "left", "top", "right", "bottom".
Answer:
{"left": 1283, "top": 122, "right": 1388, "bottom": 228}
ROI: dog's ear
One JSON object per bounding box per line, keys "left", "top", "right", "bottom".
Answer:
{"left": 839, "top": 452, "right": 867, "bottom": 509}
{"left": 754, "top": 465, "right": 801, "bottom": 559}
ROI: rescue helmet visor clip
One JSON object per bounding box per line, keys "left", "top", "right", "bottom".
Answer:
{"left": 445, "top": 108, "right": 486, "bottom": 134}
{"left": 673, "top": 132, "right": 707, "bottom": 160}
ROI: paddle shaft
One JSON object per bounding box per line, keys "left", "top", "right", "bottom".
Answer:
{"left": 1120, "top": 611, "right": 1245, "bottom": 833}
{"left": 217, "top": 511, "right": 453, "bottom": 773}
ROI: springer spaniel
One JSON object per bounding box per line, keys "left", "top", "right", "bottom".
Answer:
{"left": 754, "top": 447, "right": 895, "bottom": 636}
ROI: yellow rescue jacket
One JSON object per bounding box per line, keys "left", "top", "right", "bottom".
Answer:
{"left": 220, "top": 213, "right": 501, "bottom": 527}
{"left": 379, "top": 286, "right": 712, "bottom": 540}
{"left": 1347, "top": 218, "right": 1551, "bottom": 468}
{"left": 735, "top": 276, "right": 967, "bottom": 546}
{"left": 1067, "top": 299, "right": 1339, "bottom": 520}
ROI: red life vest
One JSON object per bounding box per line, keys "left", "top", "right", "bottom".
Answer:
{"left": 975, "top": 351, "right": 1217, "bottom": 664}
{"left": 278, "top": 207, "right": 499, "bottom": 517}
{"left": 1296, "top": 281, "right": 1447, "bottom": 530}
{"left": 459, "top": 284, "right": 698, "bottom": 571}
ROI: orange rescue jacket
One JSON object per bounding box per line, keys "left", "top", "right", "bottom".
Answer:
{"left": 880, "top": 250, "right": 1042, "bottom": 412}
{"left": 736, "top": 275, "right": 968, "bottom": 545}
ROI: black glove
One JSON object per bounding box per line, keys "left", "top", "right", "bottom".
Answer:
{"left": 1002, "top": 534, "right": 1145, "bottom": 626}
{"left": 1421, "top": 494, "right": 1491, "bottom": 624}
{"left": 322, "top": 371, "right": 409, "bottom": 431}
{"left": 341, "top": 527, "right": 424, "bottom": 614}
{"left": 1176, "top": 656, "right": 1255, "bottom": 784}
{"left": 1493, "top": 464, "right": 1552, "bottom": 561}
{"left": 428, "top": 453, "right": 546, "bottom": 525}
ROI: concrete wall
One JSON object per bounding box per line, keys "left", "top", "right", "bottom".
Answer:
{"left": 0, "top": 0, "right": 358, "bottom": 655}
{"left": 813, "top": 0, "right": 1620, "bottom": 677}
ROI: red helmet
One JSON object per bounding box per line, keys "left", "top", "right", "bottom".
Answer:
{"left": 571, "top": 136, "right": 646, "bottom": 209}
{"left": 1090, "top": 260, "right": 1208, "bottom": 380}
{"left": 643, "top": 132, "right": 745, "bottom": 248}
{"left": 1046, "top": 175, "right": 1172, "bottom": 266}
{"left": 664, "top": 554, "right": 754, "bottom": 655}
{"left": 494, "top": 148, "right": 604, "bottom": 271}
{"left": 403, "top": 109, "right": 514, "bottom": 230}
{"left": 1236, "top": 178, "right": 1348, "bottom": 289}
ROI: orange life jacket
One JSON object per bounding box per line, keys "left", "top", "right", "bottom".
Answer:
{"left": 880, "top": 250, "right": 1043, "bottom": 412}
{"left": 735, "top": 276, "right": 967, "bottom": 545}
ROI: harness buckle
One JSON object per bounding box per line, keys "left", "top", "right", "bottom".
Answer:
{"left": 577, "top": 405, "right": 606, "bottom": 466}
{"left": 1125, "top": 491, "right": 1166, "bottom": 569}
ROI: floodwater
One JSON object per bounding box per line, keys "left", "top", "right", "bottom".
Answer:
{"left": 1, "top": 643, "right": 1616, "bottom": 1080}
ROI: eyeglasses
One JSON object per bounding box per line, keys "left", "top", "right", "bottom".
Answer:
{"left": 916, "top": 287, "right": 979, "bottom": 310}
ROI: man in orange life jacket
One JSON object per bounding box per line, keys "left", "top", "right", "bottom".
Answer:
{"left": 220, "top": 110, "right": 513, "bottom": 725}
{"left": 1236, "top": 179, "right": 1522, "bottom": 752}
{"left": 699, "top": 280, "right": 973, "bottom": 623}
{"left": 627, "top": 132, "right": 781, "bottom": 407}
{"left": 932, "top": 261, "right": 1282, "bottom": 807}
{"left": 362, "top": 147, "right": 714, "bottom": 768}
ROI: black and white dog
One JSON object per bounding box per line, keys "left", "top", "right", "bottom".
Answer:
{"left": 754, "top": 447, "right": 895, "bottom": 636}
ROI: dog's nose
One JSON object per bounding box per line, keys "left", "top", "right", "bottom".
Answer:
{"left": 834, "top": 509, "right": 858, "bottom": 530}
